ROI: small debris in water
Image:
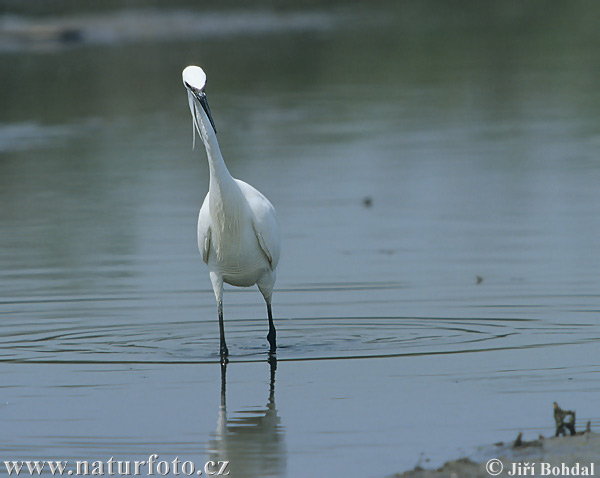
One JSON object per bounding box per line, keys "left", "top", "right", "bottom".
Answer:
{"left": 378, "top": 249, "right": 395, "bottom": 255}
{"left": 362, "top": 196, "right": 373, "bottom": 208}
{"left": 476, "top": 275, "right": 483, "bottom": 285}
{"left": 58, "top": 28, "right": 83, "bottom": 43}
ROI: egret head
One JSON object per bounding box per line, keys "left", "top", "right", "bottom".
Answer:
{"left": 182, "top": 65, "right": 217, "bottom": 144}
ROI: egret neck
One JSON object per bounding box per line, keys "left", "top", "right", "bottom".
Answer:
{"left": 189, "top": 90, "right": 245, "bottom": 251}
{"left": 188, "top": 90, "right": 233, "bottom": 187}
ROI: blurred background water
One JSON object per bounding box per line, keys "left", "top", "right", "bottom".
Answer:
{"left": 1, "top": 1, "right": 599, "bottom": 476}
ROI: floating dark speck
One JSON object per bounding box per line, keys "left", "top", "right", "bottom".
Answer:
{"left": 59, "top": 28, "right": 83, "bottom": 44}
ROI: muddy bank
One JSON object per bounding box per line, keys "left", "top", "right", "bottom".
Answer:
{"left": 394, "top": 432, "right": 600, "bottom": 478}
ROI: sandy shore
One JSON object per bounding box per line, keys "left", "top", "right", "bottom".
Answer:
{"left": 394, "top": 432, "right": 600, "bottom": 478}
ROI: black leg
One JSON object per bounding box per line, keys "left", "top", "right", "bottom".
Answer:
{"left": 266, "top": 302, "right": 276, "bottom": 352}
{"left": 220, "top": 359, "right": 227, "bottom": 404}
{"left": 267, "top": 352, "right": 277, "bottom": 404}
{"left": 218, "top": 300, "right": 229, "bottom": 359}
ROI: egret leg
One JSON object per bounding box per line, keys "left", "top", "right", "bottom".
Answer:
{"left": 210, "top": 272, "right": 228, "bottom": 359}
{"left": 266, "top": 302, "right": 276, "bottom": 352}
{"left": 218, "top": 300, "right": 229, "bottom": 358}
{"left": 220, "top": 358, "right": 227, "bottom": 404}
{"left": 267, "top": 352, "right": 277, "bottom": 404}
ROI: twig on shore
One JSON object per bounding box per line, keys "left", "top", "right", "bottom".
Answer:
{"left": 553, "top": 402, "right": 576, "bottom": 436}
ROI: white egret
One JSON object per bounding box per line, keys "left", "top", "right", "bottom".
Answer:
{"left": 182, "top": 65, "right": 281, "bottom": 358}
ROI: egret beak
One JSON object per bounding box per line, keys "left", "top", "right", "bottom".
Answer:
{"left": 185, "top": 82, "right": 217, "bottom": 134}
{"left": 196, "top": 90, "right": 217, "bottom": 134}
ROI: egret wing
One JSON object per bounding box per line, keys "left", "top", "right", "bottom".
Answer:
{"left": 253, "top": 212, "right": 280, "bottom": 271}
{"left": 237, "top": 180, "right": 280, "bottom": 271}
{"left": 198, "top": 194, "right": 211, "bottom": 264}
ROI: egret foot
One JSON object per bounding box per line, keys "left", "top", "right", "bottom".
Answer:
{"left": 220, "top": 342, "right": 229, "bottom": 359}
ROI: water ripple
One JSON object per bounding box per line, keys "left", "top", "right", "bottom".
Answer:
{"left": 0, "top": 297, "right": 596, "bottom": 364}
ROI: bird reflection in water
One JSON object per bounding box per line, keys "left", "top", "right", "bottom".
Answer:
{"left": 207, "top": 355, "right": 285, "bottom": 477}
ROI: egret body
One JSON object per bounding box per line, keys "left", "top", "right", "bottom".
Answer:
{"left": 182, "top": 66, "right": 280, "bottom": 358}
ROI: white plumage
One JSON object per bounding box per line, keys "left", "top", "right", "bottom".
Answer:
{"left": 183, "top": 65, "right": 280, "bottom": 358}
